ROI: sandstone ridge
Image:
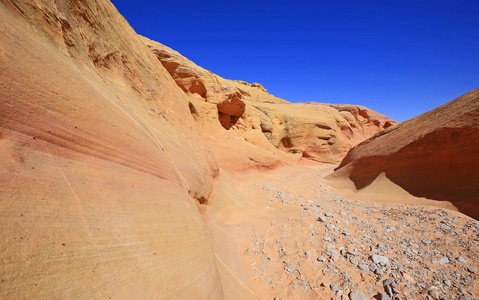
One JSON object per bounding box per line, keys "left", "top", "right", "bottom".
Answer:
{"left": 1, "top": 0, "right": 221, "bottom": 298}
{"left": 4, "top": 0, "right": 476, "bottom": 299}
{"left": 331, "top": 88, "right": 479, "bottom": 219}
{"left": 142, "top": 37, "right": 396, "bottom": 168}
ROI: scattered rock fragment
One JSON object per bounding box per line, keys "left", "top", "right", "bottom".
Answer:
{"left": 371, "top": 254, "right": 390, "bottom": 265}
{"left": 439, "top": 257, "right": 450, "bottom": 265}
{"left": 358, "top": 264, "right": 369, "bottom": 272}
{"left": 330, "top": 283, "right": 340, "bottom": 292}
{"left": 349, "top": 291, "right": 366, "bottom": 300}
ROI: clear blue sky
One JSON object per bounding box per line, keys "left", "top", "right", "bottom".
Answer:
{"left": 111, "top": 0, "right": 479, "bottom": 122}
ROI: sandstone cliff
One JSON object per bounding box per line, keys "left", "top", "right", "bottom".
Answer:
{"left": 0, "top": 0, "right": 398, "bottom": 298}
{"left": 143, "top": 37, "right": 396, "bottom": 168}
{"left": 0, "top": 0, "right": 221, "bottom": 298}
{"left": 331, "top": 88, "right": 479, "bottom": 219}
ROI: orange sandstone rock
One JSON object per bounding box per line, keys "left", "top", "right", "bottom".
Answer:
{"left": 0, "top": 0, "right": 221, "bottom": 298}
{"left": 143, "top": 37, "right": 396, "bottom": 167}
{"left": 0, "top": 0, "right": 399, "bottom": 298}
{"left": 333, "top": 88, "right": 479, "bottom": 219}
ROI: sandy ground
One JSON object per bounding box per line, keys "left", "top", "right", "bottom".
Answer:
{"left": 204, "top": 161, "right": 479, "bottom": 300}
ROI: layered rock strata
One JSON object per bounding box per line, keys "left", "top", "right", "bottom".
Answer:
{"left": 333, "top": 88, "right": 479, "bottom": 219}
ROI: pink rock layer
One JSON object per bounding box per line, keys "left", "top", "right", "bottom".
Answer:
{"left": 334, "top": 88, "right": 479, "bottom": 219}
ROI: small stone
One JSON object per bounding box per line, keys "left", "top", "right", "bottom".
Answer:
{"left": 456, "top": 256, "right": 467, "bottom": 263}
{"left": 349, "top": 291, "right": 366, "bottom": 300}
{"left": 439, "top": 257, "right": 449, "bottom": 265}
{"left": 428, "top": 289, "right": 440, "bottom": 299}
{"left": 330, "top": 283, "right": 340, "bottom": 291}
{"left": 307, "top": 200, "right": 314, "bottom": 205}
{"left": 441, "top": 224, "right": 451, "bottom": 230}
{"left": 371, "top": 254, "right": 390, "bottom": 265}
{"left": 323, "top": 237, "right": 332, "bottom": 242}
{"left": 305, "top": 251, "right": 311, "bottom": 256}
{"left": 318, "top": 216, "right": 327, "bottom": 222}
{"left": 326, "top": 243, "right": 336, "bottom": 249}
{"left": 266, "top": 277, "right": 272, "bottom": 283}
{"left": 317, "top": 256, "right": 325, "bottom": 262}
{"left": 358, "top": 264, "right": 369, "bottom": 272}
{"left": 325, "top": 249, "right": 338, "bottom": 257}
{"left": 383, "top": 279, "right": 393, "bottom": 287}
{"left": 380, "top": 292, "right": 390, "bottom": 300}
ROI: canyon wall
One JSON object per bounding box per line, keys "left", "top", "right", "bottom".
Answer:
{"left": 0, "top": 0, "right": 221, "bottom": 298}
{"left": 0, "top": 0, "right": 396, "bottom": 298}
{"left": 332, "top": 88, "right": 479, "bottom": 219}
{"left": 143, "top": 37, "right": 396, "bottom": 168}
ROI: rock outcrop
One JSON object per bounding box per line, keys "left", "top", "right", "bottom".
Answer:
{"left": 143, "top": 37, "right": 396, "bottom": 166}
{"left": 142, "top": 37, "right": 286, "bottom": 130}
{"left": 0, "top": 0, "right": 221, "bottom": 298}
{"left": 243, "top": 102, "right": 395, "bottom": 163}
{"left": 0, "top": 0, "right": 399, "bottom": 298}
{"left": 332, "top": 88, "right": 479, "bottom": 219}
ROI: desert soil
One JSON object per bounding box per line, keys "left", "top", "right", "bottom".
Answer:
{"left": 216, "top": 163, "right": 479, "bottom": 300}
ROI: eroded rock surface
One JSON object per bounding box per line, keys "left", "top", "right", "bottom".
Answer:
{"left": 242, "top": 102, "right": 396, "bottom": 163}
{"left": 143, "top": 37, "right": 396, "bottom": 166}
{"left": 0, "top": 0, "right": 221, "bottom": 298}
{"left": 333, "top": 88, "right": 479, "bottom": 219}
{"left": 5, "top": 0, "right": 475, "bottom": 299}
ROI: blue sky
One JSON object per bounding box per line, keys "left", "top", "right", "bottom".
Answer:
{"left": 111, "top": 0, "right": 479, "bottom": 122}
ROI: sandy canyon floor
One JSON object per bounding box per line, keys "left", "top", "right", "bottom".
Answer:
{"left": 204, "top": 162, "right": 479, "bottom": 300}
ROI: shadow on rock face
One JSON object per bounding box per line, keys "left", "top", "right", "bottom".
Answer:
{"left": 345, "top": 127, "right": 479, "bottom": 219}
{"left": 216, "top": 92, "right": 246, "bottom": 130}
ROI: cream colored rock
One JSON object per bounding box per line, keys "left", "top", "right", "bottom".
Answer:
{"left": 143, "top": 37, "right": 396, "bottom": 167}
{"left": 238, "top": 101, "right": 396, "bottom": 163}
{"left": 143, "top": 37, "right": 285, "bottom": 130}
{"left": 0, "top": 0, "right": 222, "bottom": 298}
{"left": 0, "top": 0, "right": 400, "bottom": 298}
